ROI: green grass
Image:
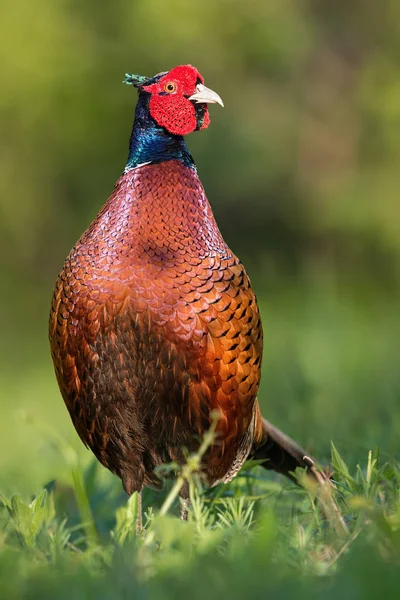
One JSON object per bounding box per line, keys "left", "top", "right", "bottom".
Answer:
{"left": 1, "top": 440, "right": 400, "bottom": 599}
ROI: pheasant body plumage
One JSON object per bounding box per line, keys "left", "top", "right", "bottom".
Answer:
{"left": 50, "top": 65, "right": 321, "bottom": 503}
{"left": 51, "top": 159, "right": 263, "bottom": 493}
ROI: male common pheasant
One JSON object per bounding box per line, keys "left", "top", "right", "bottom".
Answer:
{"left": 49, "top": 65, "right": 320, "bottom": 520}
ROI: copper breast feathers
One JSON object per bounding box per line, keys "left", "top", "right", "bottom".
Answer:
{"left": 49, "top": 161, "right": 263, "bottom": 487}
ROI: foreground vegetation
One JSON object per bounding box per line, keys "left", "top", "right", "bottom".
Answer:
{"left": 1, "top": 434, "right": 400, "bottom": 599}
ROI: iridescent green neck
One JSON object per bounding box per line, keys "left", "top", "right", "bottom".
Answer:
{"left": 125, "top": 92, "right": 194, "bottom": 172}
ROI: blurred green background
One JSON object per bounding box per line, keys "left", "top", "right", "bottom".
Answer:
{"left": 1, "top": 0, "right": 400, "bottom": 497}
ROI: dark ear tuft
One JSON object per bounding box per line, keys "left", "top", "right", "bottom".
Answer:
{"left": 123, "top": 73, "right": 149, "bottom": 88}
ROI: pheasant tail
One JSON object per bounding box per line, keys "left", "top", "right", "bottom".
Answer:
{"left": 252, "top": 417, "right": 322, "bottom": 482}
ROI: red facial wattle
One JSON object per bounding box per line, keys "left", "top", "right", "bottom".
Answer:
{"left": 148, "top": 92, "right": 201, "bottom": 136}
{"left": 143, "top": 65, "right": 214, "bottom": 136}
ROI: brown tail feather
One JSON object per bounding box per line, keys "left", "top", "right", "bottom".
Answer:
{"left": 252, "top": 418, "right": 348, "bottom": 535}
{"left": 251, "top": 417, "right": 324, "bottom": 482}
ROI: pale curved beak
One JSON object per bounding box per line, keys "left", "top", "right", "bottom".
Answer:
{"left": 189, "top": 83, "right": 224, "bottom": 107}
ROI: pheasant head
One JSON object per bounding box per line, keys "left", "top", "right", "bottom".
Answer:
{"left": 124, "top": 65, "right": 223, "bottom": 136}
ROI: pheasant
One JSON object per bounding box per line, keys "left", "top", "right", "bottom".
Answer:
{"left": 49, "top": 65, "right": 322, "bottom": 522}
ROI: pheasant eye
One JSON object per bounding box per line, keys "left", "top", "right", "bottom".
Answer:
{"left": 164, "top": 82, "right": 176, "bottom": 93}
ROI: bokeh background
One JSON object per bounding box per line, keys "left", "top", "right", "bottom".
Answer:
{"left": 1, "top": 0, "right": 400, "bottom": 496}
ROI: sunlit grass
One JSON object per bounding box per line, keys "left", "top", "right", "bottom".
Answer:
{"left": 1, "top": 438, "right": 400, "bottom": 599}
